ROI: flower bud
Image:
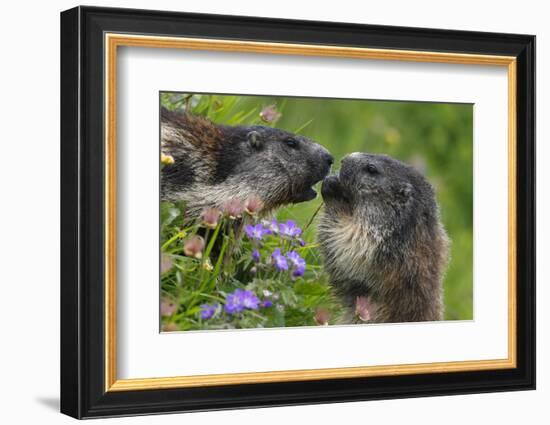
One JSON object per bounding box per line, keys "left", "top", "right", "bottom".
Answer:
{"left": 355, "top": 296, "right": 371, "bottom": 322}
{"left": 202, "top": 259, "right": 213, "bottom": 272}
{"left": 223, "top": 198, "right": 245, "bottom": 219}
{"left": 201, "top": 208, "right": 221, "bottom": 229}
{"left": 160, "top": 298, "right": 177, "bottom": 317}
{"left": 160, "top": 254, "right": 173, "bottom": 274}
{"left": 183, "top": 235, "right": 205, "bottom": 259}
{"left": 259, "top": 104, "right": 282, "bottom": 123}
{"left": 162, "top": 322, "right": 179, "bottom": 332}
{"left": 244, "top": 196, "right": 264, "bottom": 215}
{"left": 160, "top": 152, "right": 175, "bottom": 165}
{"left": 314, "top": 309, "right": 330, "bottom": 326}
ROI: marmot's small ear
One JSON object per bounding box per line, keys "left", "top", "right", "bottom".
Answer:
{"left": 397, "top": 183, "right": 413, "bottom": 200}
{"left": 247, "top": 131, "right": 263, "bottom": 149}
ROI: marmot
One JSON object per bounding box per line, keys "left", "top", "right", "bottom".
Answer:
{"left": 161, "top": 108, "right": 333, "bottom": 217}
{"left": 318, "top": 152, "right": 449, "bottom": 323}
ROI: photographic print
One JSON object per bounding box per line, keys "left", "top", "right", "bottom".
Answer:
{"left": 159, "top": 93, "right": 473, "bottom": 332}
{"left": 61, "top": 7, "right": 535, "bottom": 417}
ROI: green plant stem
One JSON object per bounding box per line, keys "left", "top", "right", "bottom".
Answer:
{"left": 302, "top": 202, "right": 323, "bottom": 233}
{"left": 204, "top": 220, "right": 223, "bottom": 260}
{"left": 161, "top": 231, "right": 185, "bottom": 252}
{"left": 209, "top": 235, "right": 229, "bottom": 290}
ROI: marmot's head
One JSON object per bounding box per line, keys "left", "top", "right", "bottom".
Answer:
{"left": 217, "top": 124, "right": 333, "bottom": 207}
{"left": 161, "top": 110, "right": 333, "bottom": 215}
{"left": 321, "top": 152, "right": 437, "bottom": 240}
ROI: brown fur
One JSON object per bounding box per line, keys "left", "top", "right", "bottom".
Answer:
{"left": 318, "top": 153, "right": 450, "bottom": 324}
{"left": 160, "top": 108, "right": 333, "bottom": 218}
{"left": 162, "top": 111, "right": 223, "bottom": 156}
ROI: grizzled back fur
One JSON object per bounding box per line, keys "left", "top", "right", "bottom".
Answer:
{"left": 161, "top": 108, "right": 333, "bottom": 217}
{"left": 318, "top": 152, "right": 449, "bottom": 323}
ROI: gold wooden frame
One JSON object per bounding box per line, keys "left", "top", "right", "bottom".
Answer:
{"left": 104, "top": 33, "right": 517, "bottom": 392}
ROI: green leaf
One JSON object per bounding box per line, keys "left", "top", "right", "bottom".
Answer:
{"left": 293, "top": 280, "right": 328, "bottom": 296}
{"left": 160, "top": 202, "right": 180, "bottom": 228}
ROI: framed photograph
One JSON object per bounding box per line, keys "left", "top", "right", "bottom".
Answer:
{"left": 60, "top": 6, "right": 535, "bottom": 419}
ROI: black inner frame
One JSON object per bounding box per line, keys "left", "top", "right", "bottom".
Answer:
{"left": 60, "top": 6, "right": 535, "bottom": 419}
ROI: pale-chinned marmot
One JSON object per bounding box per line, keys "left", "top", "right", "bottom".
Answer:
{"left": 161, "top": 108, "right": 333, "bottom": 217}
{"left": 318, "top": 152, "right": 449, "bottom": 323}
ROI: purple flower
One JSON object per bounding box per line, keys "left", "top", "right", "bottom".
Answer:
{"left": 261, "top": 299, "right": 273, "bottom": 308}
{"left": 241, "top": 290, "right": 260, "bottom": 310}
{"left": 264, "top": 219, "right": 279, "bottom": 234}
{"left": 224, "top": 289, "right": 260, "bottom": 314}
{"left": 278, "top": 220, "right": 302, "bottom": 238}
{"left": 287, "top": 251, "right": 306, "bottom": 277}
{"left": 293, "top": 264, "right": 305, "bottom": 277}
{"left": 252, "top": 249, "right": 261, "bottom": 263}
{"left": 272, "top": 248, "right": 289, "bottom": 271}
{"left": 225, "top": 292, "right": 244, "bottom": 314}
{"left": 286, "top": 251, "right": 305, "bottom": 268}
{"left": 200, "top": 303, "right": 217, "bottom": 320}
{"left": 244, "top": 223, "right": 270, "bottom": 240}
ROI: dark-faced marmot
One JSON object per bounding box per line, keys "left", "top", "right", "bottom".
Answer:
{"left": 318, "top": 152, "right": 449, "bottom": 323}
{"left": 161, "top": 108, "right": 333, "bottom": 217}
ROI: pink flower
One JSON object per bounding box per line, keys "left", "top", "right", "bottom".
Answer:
{"left": 201, "top": 208, "right": 221, "bottom": 228}
{"left": 259, "top": 104, "right": 282, "bottom": 123}
{"left": 183, "top": 235, "right": 205, "bottom": 259}
{"left": 244, "top": 196, "right": 264, "bottom": 215}
{"left": 223, "top": 198, "right": 245, "bottom": 219}
{"left": 160, "top": 254, "right": 173, "bottom": 274}
{"left": 315, "top": 309, "right": 330, "bottom": 326}
{"left": 355, "top": 296, "right": 372, "bottom": 322}
{"left": 162, "top": 322, "right": 179, "bottom": 332}
{"left": 160, "top": 298, "right": 177, "bottom": 317}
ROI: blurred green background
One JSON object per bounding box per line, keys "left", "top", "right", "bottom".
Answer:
{"left": 161, "top": 93, "right": 473, "bottom": 321}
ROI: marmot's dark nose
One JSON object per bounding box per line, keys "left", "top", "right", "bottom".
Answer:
{"left": 324, "top": 152, "right": 334, "bottom": 167}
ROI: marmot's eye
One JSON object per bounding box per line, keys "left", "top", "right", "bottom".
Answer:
{"left": 365, "top": 164, "right": 379, "bottom": 175}
{"left": 285, "top": 138, "right": 298, "bottom": 148}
